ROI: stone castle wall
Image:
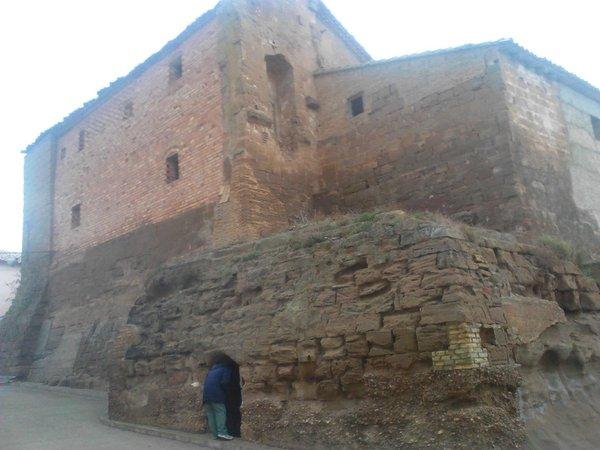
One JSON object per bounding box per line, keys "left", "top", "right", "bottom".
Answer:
{"left": 500, "top": 55, "right": 600, "bottom": 259}
{"left": 559, "top": 85, "right": 600, "bottom": 229}
{"left": 311, "top": 46, "right": 600, "bottom": 259}
{"left": 0, "top": 0, "right": 369, "bottom": 387}
{"left": 313, "top": 47, "right": 524, "bottom": 231}
{"left": 1, "top": 12, "right": 226, "bottom": 386}
{"left": 3, "top": 6, "right": 600, "bottom": 445}
{"left": 109, "top": 211, "right": 600, "bottom": 448}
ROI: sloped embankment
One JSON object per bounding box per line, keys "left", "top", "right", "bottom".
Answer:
{"left": 109, "top": 211, "right": 600, "bottom": 448}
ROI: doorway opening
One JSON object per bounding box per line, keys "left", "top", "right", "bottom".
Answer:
{"left": 208, "top": 352, "right": 242, "bottom": 437}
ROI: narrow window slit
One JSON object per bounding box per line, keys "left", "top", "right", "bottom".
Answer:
{"left": 166, "top": 154, "right": 180, "bottom": 183}
{"left": 71, "top": 204, "right": 81, "bottom": 229}
{"left": 169, "top": 56, "right": 183, "bottom": 83}
{"left": 591, "top": 115, "right": 600, "bottom": 140}
{"left": 349, "top": 94, "right": 364, "bottom": 117}
{"left": 78, "top": 130, "right": 86, "bottom": 151}
{"left": 123, "top": 100, "right": 134, "bottom": 120}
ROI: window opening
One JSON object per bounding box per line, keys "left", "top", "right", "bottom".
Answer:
{"left": 591, "top": 115, "right": 600, "bottom": 140}
{"left": 123, "top": 100, "right": 134, "bottom": 119}
{"left": 169, "top": 55, "right": 183, "bottom": 83}
{"left": 166, "top": 154, "right": 180, "bottom": 183}
{"left": 71, "top": 204, "right": 81, "bottom": 229}
{"left": 207, "top": 352, "right": 242, "bottom": 437}
{"left": 78, "top": 130, "right": 86, "bottom": 151}
{"left": 349, "top": 94, "right": 364, "bottom": 117}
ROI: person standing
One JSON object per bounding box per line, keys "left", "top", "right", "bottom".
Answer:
{"left": 202, "top": 353, "right": 234, "bottom": 440}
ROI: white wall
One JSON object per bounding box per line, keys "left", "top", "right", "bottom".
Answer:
{"left": 0, "top": 264, "right": 20, "bottom": 318}
{"left": 560, "top": 86, "right": 600, "bottom": 228}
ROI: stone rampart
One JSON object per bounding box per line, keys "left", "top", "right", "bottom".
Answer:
{"left": 109, "top": 211, "right": 600, "bottom": 448}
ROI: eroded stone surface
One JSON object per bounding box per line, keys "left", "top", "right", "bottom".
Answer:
{"left": 501, "top": 296, "right": 567, "bottom": 345}
{"left": 108, "top": 212, "right": 599, "bottom": 448}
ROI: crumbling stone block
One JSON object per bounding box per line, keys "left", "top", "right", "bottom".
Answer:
{"left": 345, "top": 334, "right": 369, "bottom": 357}
{"left": 393, "top": 327, "right": 418, "bottom": 353}
{"left": 321, "top": 337, "right": 344, "bottom": 349}
{"left": 366, "top": 330, "right": 393, "bottom": 348}
{"left": 580, "top": 292, "right": 600, "bottom": 311}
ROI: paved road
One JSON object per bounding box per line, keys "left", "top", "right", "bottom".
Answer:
{"left": 0, "top": 383, "right": 205, "bottom": 450}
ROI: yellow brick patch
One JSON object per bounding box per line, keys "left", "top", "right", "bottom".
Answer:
{"left": 432, "top": 323, "right": 489, "bottom": 370}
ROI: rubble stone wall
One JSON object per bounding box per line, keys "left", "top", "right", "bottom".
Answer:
{"left": 109, "top": 211, "right": 600, "bottom": 448}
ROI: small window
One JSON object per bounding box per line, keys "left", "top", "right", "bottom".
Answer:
{"left": 591, "top": 115, "right": 600, "bottom": 140}
{"left": 166, "top": 154, "right": 180, "bottom": 183}
{"left": 169, "top": 56, "right": 183, "bottom": 83}
{"left": 78, "top": 130, "right": 86, "bottom": 151}
{"left": 349, "top": 94, "right": 364, "bottom": 117}
{"left": 123, "top": 100, "right": 134, "bottom": 120}
{"left": 71, "top": 204, "right": 81, "bottom": 229}
{"left": 60, "top": 147, "right": 67, "bottom": 160}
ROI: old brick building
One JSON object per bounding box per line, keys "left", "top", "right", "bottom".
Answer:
{"left": 2, "top": 0, "right": 600, "bottom": 447}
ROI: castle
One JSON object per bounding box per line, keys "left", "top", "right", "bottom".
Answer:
{"left": 2, "top": 0, "right": 600, "bottom": 447}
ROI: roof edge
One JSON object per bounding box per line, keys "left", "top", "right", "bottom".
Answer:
{"left": 25, "top": 6, "right": 218, "bottom": 153}
{"left": 314, "top": 39, "right": 600, "bottom": 104}
{"left": 25, "top": 1, "right": 371, "bottom": 153}
{"left": 312, "top": 0, "right": 372, "bottom": 63}
{"left": 314, "top": 39, "right": 514, "bottom": 76}
{"left": 499, "top": 42, "right": 600, "bottom": 104}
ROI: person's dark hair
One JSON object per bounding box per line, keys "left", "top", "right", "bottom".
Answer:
{"left": 209, "top": 351, "right": 236, "bottom": 367}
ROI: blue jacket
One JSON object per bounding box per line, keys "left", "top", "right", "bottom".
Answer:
{"left": 202, "top": 364, "right": 232, "bottom": 404}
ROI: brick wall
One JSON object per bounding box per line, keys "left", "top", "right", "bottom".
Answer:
{"left": 4, "top": 0, "right": 368, "bottom": 386}
{"left": 52, "top": 19, "right": 224, "bottom": 264}
{"left": 213, "top": 0, "right": 363, "bottom": 243}
{"left": 432, "top": 323, "right": 489, "bottom": 370}
{"left": 11, "top": 0, "right": 600, "bottom": 397}
{"left": 313, "top": 47, "right": 523, "bottom": 231}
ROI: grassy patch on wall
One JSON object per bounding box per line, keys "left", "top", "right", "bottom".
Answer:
{"left": 538, "top": 234, "right": 585, "bottom": 265}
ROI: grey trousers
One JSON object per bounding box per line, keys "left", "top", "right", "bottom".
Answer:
{"left": 204, "top": 402, "right": 228, "bottom": 438}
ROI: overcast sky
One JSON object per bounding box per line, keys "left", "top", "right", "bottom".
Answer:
{"left": 0, "top": 0, "right": 598, "bottom": 252}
